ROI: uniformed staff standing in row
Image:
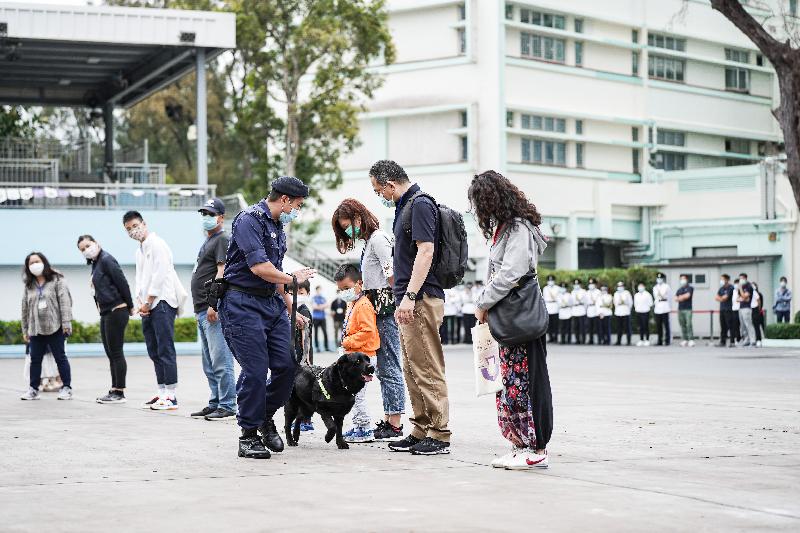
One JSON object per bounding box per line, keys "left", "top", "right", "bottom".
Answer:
{"left": 220, "top": 176, "right": 317, "bottom": 459}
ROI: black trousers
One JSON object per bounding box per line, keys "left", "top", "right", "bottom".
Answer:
{"left": 776, "top": 310, "right": 790, "bottom": 323}
{"left": 655, "top": 313, "right": 671, "bottom": 345}
{"left": 598, "top": 316, "right": 611, "bottom": 344}
{"left": 729, "top": 311, "right": 741, "bottom": 343}
{"left": 100, "top": 307, "right": 129, "bottom": 389}
{"left": 615, "top": 315, "right": 632, "bottom": 345}
{"left": 528, "top": 335, "right": 553, "bottom": 449}
{"left": 571, "top": 315, "right": 586, "bottom": 344}
{"left": 456, "top": 316, "right": 464, "bottom": 343}
{"left": 636, "top": 312, "right": 650, "bottom": 341}
{"left": 439, "top": 321, "right": 449, "bottom": 344}
{"left": 547, "top": 313, "right": 559, "bottom": 342}
{"left": 314, "top": 317, "right": 330, "bottom": 351}
{"left": 586, "top": 316, "right": 598, "bottom": 344}
{"left": 445, "top": 315, "right": 460, "bottom": 344}
{"left": 462, "top": 314, "right": 476, "bottom": 344}
{"left": 29, "top": 330, "right": 71, "bottom": 389}
{"left": 559, "top": 318, "right": 571, "bottom": 344}
{"left": 753, "top": 309, "right": 765, "bottom": 341}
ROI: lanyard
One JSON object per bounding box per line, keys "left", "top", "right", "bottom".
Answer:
{"left": 340, "top": 294, "right": 363, "bottom": 344}
{"left": 36, "top": 282, "right": 45, "bottom": 299}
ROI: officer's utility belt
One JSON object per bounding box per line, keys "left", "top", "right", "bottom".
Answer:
{"left": 228, "top": 283, "right": 276, "bottom": 298}
{"left": 204, "top": 278, "right": 275, "bottom": 312}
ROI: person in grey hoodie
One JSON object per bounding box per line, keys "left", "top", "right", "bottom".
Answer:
{"left": 470, "top": 170, "right": 552, "bottom": 471}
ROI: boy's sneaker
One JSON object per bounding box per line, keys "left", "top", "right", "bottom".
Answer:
{"left": 374, "top": 421, "right": 404, "bottom": 441}
{"left": 150, "top": 396, "right": 178, "bottom": 410}
{"left": 505, "top": 449, "right": 549, "bottom": 470}
{"left": 57, "top": 386, "right": 73, "bottom": 400}
{"left": 300, "top": 420, "right": 314, "bottom": 432}
{"left": 191, "top": 406, "right": 217, "bottom": 418}
{"left": 410, "top": 437, "right": 450, "bottom": 455}
{"left": 141, "top": 394, "right": 160, "bottom": 409}
{"left": 344, "top": 427, "right": 375, "bottom": 443}
{"left": 20, "top": 387, "right": 40, "bottom": 401}
{"left": 97, "top": 390, "right": 126, "bottom": 404}
{"left": 388, "top": 435, "right": 421, "bottom": 452}
{"left": 491, "top": 447, "right": 523, "bottom": 468}
{"left": 688, "top": 340, "right": 695, "bottom": 347}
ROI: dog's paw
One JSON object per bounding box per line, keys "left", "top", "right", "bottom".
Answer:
{"left": 324, "top": 430, "right": 335, "bottom": 443}
{"left": 337, "top": 442, "right": 350, "bottom": 450}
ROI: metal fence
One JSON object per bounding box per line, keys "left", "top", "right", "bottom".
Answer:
{"left": 0, "top": 159, "right": 59, "bottom": 183}
{"left": 0, "top": 182, "right": 217, "bottom": 211}
{"left": 112, "top": 163, "right": 167, "bottom": 185}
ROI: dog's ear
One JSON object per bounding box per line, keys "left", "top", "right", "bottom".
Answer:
{"left": 336, "top": 354, "right": 349, "bottom": 366}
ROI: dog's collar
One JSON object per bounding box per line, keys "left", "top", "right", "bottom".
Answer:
{"left": 317, "top": 377, "right": 332, "bottom": 401}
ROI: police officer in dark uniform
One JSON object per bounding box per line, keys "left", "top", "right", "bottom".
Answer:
{"left": 220, "top": 176, "right": 316, "bottom": 459}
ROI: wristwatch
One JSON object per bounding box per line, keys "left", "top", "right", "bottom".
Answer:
{"left": 406, "top": 291, "right": 419, "bottom": 301}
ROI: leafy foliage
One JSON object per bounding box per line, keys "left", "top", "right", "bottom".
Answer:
{"left": 538, "top": 266, "right": 660, "bottom": 289}
{"left": 765, "top": 323, "right": 800, "bottom": 339}
{"left": 0, "top": 319, "right": 197, "bottom": 345}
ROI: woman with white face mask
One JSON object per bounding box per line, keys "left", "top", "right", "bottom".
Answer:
{"left": 77, "top": 235, "right": 134, "bottom": 404}
{"left": 20, "top": 252, "right": 74, "bottom": 401}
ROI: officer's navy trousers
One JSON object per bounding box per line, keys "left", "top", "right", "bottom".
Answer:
{"left": 220, "top": 291, "right": 295, "bottom": 430}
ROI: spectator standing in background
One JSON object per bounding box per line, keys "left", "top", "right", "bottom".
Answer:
{"left": 652, "top": 273, "right": 672, "bottom": 346}
{"left": 558, "top": 282, "right": 573, "bottom": 344}
{"left": 737, "top": 273, "right": 756, "bottom": 347}
{"left": 442, "top": 289, "right": 460, "bottom": 345}
{"left": 571, "top": 279, "right": 587, "bottom": 345}
{"left": 461, "top": 283, "right": 477, "bottom": 344}
{"left": 585, "top": 278, "right": 600, "bottom": 345}
{"left": 312, "top": 286, "right": 331, "bottom": 353}
{"left": 331, "top": 294, "right": 347, "bottom": 342}
{"left": 597, "top": 285, "right": 613, "bottom": 345}
{"left": 675, "top": 274, "right": 695, "bottom": 347}
{"left": 543, "top": 275, "right": 560, "bottom": 344}
{"left": 730, "top": 279, "right": 742, "bottom": 346}
{"left": 77, "top": 236, "right": 133, "bottom": 404}
{"left": 751, "top": 281, "right": 765, "bottom": 347}
{"left": 715, "top": 274, "right": 735, "bottom": 347}
{"left": 633, "top": 282, "right": 653, "bottom": 347}
{"left": 613, "top": 281, "right": 633, "bottom": 346}
{"left": 774, "top": 277, "right": 792, "bottom": 323}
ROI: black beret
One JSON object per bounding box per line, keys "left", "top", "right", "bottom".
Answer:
{"left": 272, "top": 176, "right": 309, "bottom": 198}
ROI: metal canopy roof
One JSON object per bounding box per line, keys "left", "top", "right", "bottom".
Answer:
{"left": 0, "top": 2, "right": 236, "bottom": 108}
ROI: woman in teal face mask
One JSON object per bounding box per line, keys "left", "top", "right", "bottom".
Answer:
{"left": 332, "top": 198, "right": 406, "bottom": 442}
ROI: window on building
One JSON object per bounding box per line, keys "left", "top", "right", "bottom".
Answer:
{"left": 521, "top": 33, "right": 566, "bottom": 62}
{"left": 693, "top": 246, "right": 737, "bottom": 258}
{"left": 725, "top": 138, "right": 750, "bottom": 154}
{"left": 457, "top": 3, "right": 466, "bottom": 21}
{"left": 648, "top": 33, "right": 686, "bottom": 51}
{"left": 632, "top": 51, "right": 639, "bottom": 76}
{"left": 725, "top": 48, "right": 750, "bottom": 92}
{"left": 505, "top": 3, "right": 514, "bottom": 20}
{"left": 522, "top": 138, "right": 567, "bottom": 166}
{"left": 520, "top": 114, "right": 565, "bottom": 133}
{"left": 574, "top": 18, "right": 584, "bottom": 33}
{"left": 460, "top": 136, "right": 468, "bottom": 161}
{"left": 756, "top": 54, "right": 764, "bottom": 66}
{"left": 576, "top": 119, "right": 583, "bottom": 135}
{"left": 632, "top": 29, "right": 639, "bottom": 43}
{"left": 520, "top": 8, "right": 565, "bottom": 29}
{"left": 632, "top": 126, "right": 639, "bottom": 142}
{"left": 576, "top": 143, "right": 584, "bottom": 167}
{"left": 575, "top": 41, "right": 583, "bottom": 67}
{"left": 506, "top": 111, "right": 514, "bottom": 127}
{"left": 791, "top": 0, "right": 798, "bottom": 16}
{"left": 648, "top": 55, "right": 685, "bottom": 82}
{"left": 652, "top": 152, "right": 686, "bottom": 171}
{"left": 458, "top": 28, "right": 466, "bottom": 55}
{"left": 657, "top": 130, "right": 686, "bottom": 146}
{"left": 633, "top": 148, "right": 640, "bottom": 174}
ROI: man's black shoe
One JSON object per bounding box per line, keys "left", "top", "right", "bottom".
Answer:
{"left": 409, "top": 437, "right": 451, "bottom": 455}
{"left": 374, "top": 421, "right": 403, "bottom": 441}
{"left": 259, "top": 419, "right": 284, "bottom": 453}
{"left": 238, "top": 433, "right": 271, "bottom": 459}
{"left": 205, "top": 408, "right": 236, "bottom": 421}
{"left": 191, "top": 406, "right": 216, "bottom": 418}
{"left": 388, "top": 434, "right": 421, "bottom": 452}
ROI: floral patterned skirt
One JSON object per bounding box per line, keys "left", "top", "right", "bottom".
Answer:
{"left": 496, "top": 342, "right": 536, "bottom": 449}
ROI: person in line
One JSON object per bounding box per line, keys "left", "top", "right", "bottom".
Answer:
{"left": 675, "top": 274, "right": 695, "bottom": 347}
{"left": 370, "top": 159, "right": 451, "bottom": 455}
{"left": 123, "top": 211, "right": 182, "bottom": 410}
{"left": 469, "top": 170, "right": 552, "bottom": 470}
{"left": 461, "top": 283, "right": 477, "bottom": 344}
{"left": 613, "top": 281, "right": 633, "bottom": 346}
{"left": 633, "top": 282, "right": 653, "bottom": 347}
{"left": 751, "top": 281, "right": 765, "bottom": 348}
{"left": 289, "top": 280, "right": 315, "bottom": 432}
{"left": 77, "top": 236, "right": 133, "bottom": 403}
{"left": 332, "top": 198, "right": 406, "bottom": 441}
{"left": 334, "top": 264, "right": 381, "bottom": 443}
{"left": 441, "top": 289, "right": 459, "bottom": 345}
{"left": 597, "top": 284, "right": 613, "bottom": 345}
{"left": 20, "top": 252, "right": 74, "bottom": 401}
{"left": 585, "top": 278, "right": 600, "bottom": 345}
{"left": 774, "top": 277, "right": 792, "bottom": 323}
{"left": 450, "top": 288, "right": 464, "bottom": 344}
{"left": 558, "top": 282, "right": 573, "bottom": 344}
{"left": 730, "top": 278, "right": 742, "bottom": 347}
{"left": 570, "top": 279, "right": 587, "bottom": 345}
{"left": 737, "top": 273, "right": 756, "bottom": 347}
{"left": 652, "top": 273, "right": 672, "bottom": 346}
{"left": 543, "top": 275, "right": 560, "bottom": 344}
{"left": 220, "top": 176, "right": 316, "bottom": 459}
{"left": 190, "top": 198, "right": 237, "bottom": 421}
{"left": 715, "top": 274, "right": 735, "bottom": 347}
{"left": 330, "top": 293, "right": 347, "bottom": 342}
{"left": 312, "top": 286, "right": 331, "bottom": 353}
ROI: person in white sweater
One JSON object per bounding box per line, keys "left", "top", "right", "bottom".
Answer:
{"left": 585, "top": 278, "right": 601, "bottom": 345}
{"left": 633, "top": 283, "right": 654, "bottom": 346}
{"left": 543, "top": 275, "right": 560, "bottom": 344}
{"left": 613, "top": 281, "right": 633, "bottom": 346}
{"left": 558, "top": 282, "right": 573, "bottom": 344}
{"left": 597, "top": 285, "right": 613, "bottom": 345}
{"left": 652, "top": 273, "right": 672, "bottom": 346}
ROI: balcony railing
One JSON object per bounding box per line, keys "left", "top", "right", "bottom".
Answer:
{"left": 0, "top": 158, "right": 60, "bottom": 183}
{"left": 112, "top": 163, "right": 167, "bottom": 185}
{"left": 0, "top": 182, "right": 217, "bottom": 211}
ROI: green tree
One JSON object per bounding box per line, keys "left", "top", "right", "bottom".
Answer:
{"left": 0, "top": 106, "right": 41, "bottom": 138}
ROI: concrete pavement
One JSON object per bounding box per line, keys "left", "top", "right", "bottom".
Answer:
{"left": 0, "top": 343, "right": 798, "bottom": 532}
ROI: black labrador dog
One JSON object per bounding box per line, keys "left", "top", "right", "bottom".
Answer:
{"left": 284, "top": 352, "right": 375, "bottom": 449}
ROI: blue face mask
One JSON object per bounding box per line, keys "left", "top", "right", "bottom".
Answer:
{"left": 339, "top": 287, "right": 358, "bottom": 302}
{"left": 380, "top": 196, "right": 395, "bottom": 208}
{"left": 279, "top": 208, "right": 300, "bottom": 225}
{"left": 201, "top": 215, "right": 218, "bottom": 231}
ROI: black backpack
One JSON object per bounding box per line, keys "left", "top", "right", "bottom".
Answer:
{"left": 401, "top": 191, "right": 468, "bottom": 289}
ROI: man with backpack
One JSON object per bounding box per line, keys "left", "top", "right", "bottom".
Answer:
{"left": 369, "top": 159, "right": 467, "bottom": 456}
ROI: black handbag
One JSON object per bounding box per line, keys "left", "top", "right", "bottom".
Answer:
{"left": 487, "top": 270, "right": 549, "bottom": 346}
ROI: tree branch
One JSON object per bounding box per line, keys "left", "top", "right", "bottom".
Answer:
{"left": 710, "top": 0, "right": 787, "bottom": 65}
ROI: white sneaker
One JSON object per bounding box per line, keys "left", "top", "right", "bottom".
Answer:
{"left": 150, "top": 396, "right": 178, "bottom": 410}
{"left": 491, "top": 447, "right": 523, "bottom": 468}
{"left": 680, "top": 340, "right": 688, "bottom": 347}
{"left": 505, "top": 449, "right": 549, "bottom": 470}
{"left": 57, "top": 386, "right": 73, "bottom": 400}
{"left": 755, "top": 340, "right": 762, "bottom": 347}
{"left": 20, "top": 387, "right": 40, "bottom": 400}
{"left": 688, "top": 340, "right": 695, "bottom": 347}
{"left": 643, "top": 340, "right": 650, "bottom": 346}
{"left": 635, "top": 340, "right": 643, "bottom": 347}
{"left": 141, "top": 394, "right": 160, "bottom": 409}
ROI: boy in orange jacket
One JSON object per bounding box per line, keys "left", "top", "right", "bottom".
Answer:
{"left": 335, "top": 264, "right": 380, "bottom": 443}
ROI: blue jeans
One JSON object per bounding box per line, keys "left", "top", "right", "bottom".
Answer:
{"left": 376, "top": 315, "right": 405, "bottom": 415}
{"left": 197, "top": 310, "right": 236, "bottom": 412}
{"left": 141, "top": 301, "right": 178, "bottom": 386}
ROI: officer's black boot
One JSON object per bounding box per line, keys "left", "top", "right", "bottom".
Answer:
{"left": 239, "top": 428, "right": 271, "bottom": 459}
{"left": 259, "top": 418, "right": 285, "bottom": 453}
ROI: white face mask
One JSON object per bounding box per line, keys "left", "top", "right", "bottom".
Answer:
{"left": 637, "top": 286, "right": 645, "bottom": 293}
{"left": 781, "top": 281, "right": 787, "bottom": 288}
{"left": 339, "top": 287, "right": 359, "bottom": 303}
{"left": 588, "top": 283, "right": 596, "bottom": 290}
{"left": 82, "top": 243, "right": 101, "bottom": 260}
{"left": 720, "top": 279, "right": 726, "bottom": 286}
{"left": 680, "top": 279, "right": 688, "bottom": 286}
{"left": 297, "top": 295, "right": 312, "bottom": 308}
{"left": 29, "top": 262, "right": 45, "bottom": 276}
{"left": 656, "top": 278, "right": 664, "bottom": 285}
{"left": 547, "top": 280, "right": 555, "bottom": 287}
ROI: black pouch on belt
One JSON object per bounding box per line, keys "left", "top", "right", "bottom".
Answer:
{"left": 204, "top": 278, "right": 229, "bottom": 312}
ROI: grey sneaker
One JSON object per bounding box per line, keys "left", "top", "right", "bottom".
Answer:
{"left": 57, "top": 386, "right": 73, "bottom": 400}
{"left": 20, "top": 387, "right": 40, "bottom": 401}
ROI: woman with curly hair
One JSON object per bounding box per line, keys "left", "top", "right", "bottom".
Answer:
{"left": 332, "top": 198, "right": 406, "bottom": 442}
{"left": 469, "top": 170, "right": 553, "bottom": 470}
